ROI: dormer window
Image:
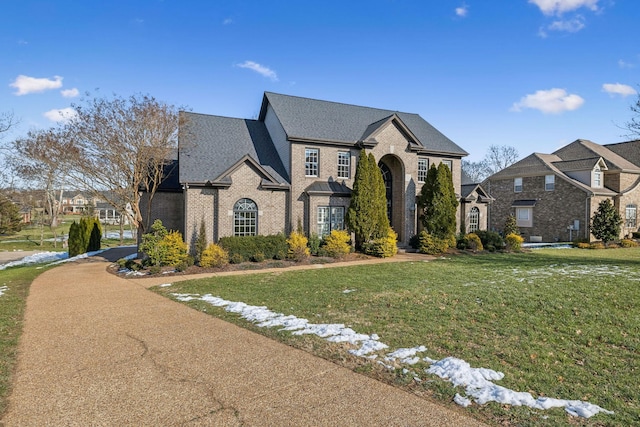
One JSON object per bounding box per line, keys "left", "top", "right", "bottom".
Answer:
{"left": 593, "top": 167, "right": 602, "bottom": 188}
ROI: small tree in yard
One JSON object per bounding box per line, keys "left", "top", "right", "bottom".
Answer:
{"left": 418, "top": 163, "right": 458, "bottom": 242}
{"left": 140, "top": 219, "right": 168, "bottom": 266}
{"left": 0, "top": 195, "right": 22, "bottom": 235}
{"left": 194, "top": 218, "right": 207, "bottom": 265}
{"left": 503, "top": 214, "right": 519, "bottom": 236}
{"left": 591, "top": 199, "right": 622, "bottom": 246}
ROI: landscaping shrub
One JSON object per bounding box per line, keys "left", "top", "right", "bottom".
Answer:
{"left": 250, "top": 252, "right": 265, "bottom": 263}
{"left": 474, "top": 230, "right": 505, "bottom": 252}
{"left": 362, "top": 227, "right": 398, "bottom": 258}
{"left": 576, "top": 242, "right": 591, "bottom": 249}
{"left": 140, "top": 220, "right": 169, "bottom": 267}
{"left": 229, "top": 253, "right": 244, "bottom": 264}
{"left": 321, "top": 230, "right": 351, "bottom": 258}
{"left": 286, "top": 230, "right": 310, "bottom": 262}
{"left": 620, "top": 239, "right": 639, "bottom": 248}
{"left": 633, "top": 231, "right": 640, "bottom": 239}
{"left": 463, "top": 233, "right": 483, "bottom": 251}
{"left": 68, "top": 217, "right": 101, "bottom": 257}
{"left": 503, "top": 214, "right": 519, "bottom": 237}
{"left": 417, "top": 231, "right": 450, "bottom": 255}
{"left": 505, "top": 233, "right": 524, "bottom": 252}
{"left": 590, "top": 242, "right": 605, "bottom": 249}
{"left": 218, "top": 234, "right": 287, "bottom": 261}
{"left": 159, "top": 231, "right": 189, "bottom": 266}
{"left": 308, "top": 233, "right": 322, "bottom": 255}
{"left": 194, "top": 219, "right": 207, "bottom": 265}
{"left": 200, "top": 243, "right": 229, "bottom": 268}
{"left": 409, "top": 234, "right": 420, "bottom": 250}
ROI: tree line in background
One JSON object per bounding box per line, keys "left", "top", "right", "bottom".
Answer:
{"left": 462, "top": 145, "right": 520, "bottom": 184}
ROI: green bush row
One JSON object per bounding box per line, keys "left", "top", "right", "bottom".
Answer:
{"left": 218, "top": 234, "right": 288, "bottom": 263}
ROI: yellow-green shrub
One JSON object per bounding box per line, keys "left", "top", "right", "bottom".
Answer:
{"left": 159, "top": 231, "right": 189, "bottom": 266}
{"left": 200, "top": 243, "right": 229, "bottom": 268}
{"left": 620, "top": 239, "right": 638, "bottom": 248}
{"left": 321, "top": 230, "right": 351, "bottom": 258}
{"left": 418, "top": 231, "right": 450, "bottom": 255}
{"left": 363, "top": 227, "right": 398, "bottom": 258}
{"left": 465, "top": 233, "right": 483, "bottom": 251}
{"left": 286, "top": 230, "right": 310, "bottom": 261}
{"left": 505, "top": 233, "right": 524, "bottom": 252}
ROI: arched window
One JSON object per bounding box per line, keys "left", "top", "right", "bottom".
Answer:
{"left": 234, "top": 198, "right": 257, "bottom": 236}
{"left": 469, "top": 207, "right": 480, "bottom": 232}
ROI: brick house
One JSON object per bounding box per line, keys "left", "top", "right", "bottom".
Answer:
{"left": 149, "top": 92, "right": 479, "bottom": 248}
{"left": 485, "top": 139, "right": 640, "bottom": 242}
{"left": 460, "top": 171, "right": 494, "bottom": 234}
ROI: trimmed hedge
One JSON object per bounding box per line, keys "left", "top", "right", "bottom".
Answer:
{"left": 218, "top": 234, "right": 287, "bottom": 263}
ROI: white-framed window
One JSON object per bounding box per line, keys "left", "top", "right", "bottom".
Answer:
{"left": 418, "top": 158, "right": 428, "bottom": 183}
{"left": 305, "top": 148, "right": 319, "bottom": 177}
{"left": 514, "top": 177, "right": 523, "bottom": 192}
{"left": 545, "top": 174, "right": 555, "bottom": 191}
{"left": 441, "top": 159, "right": 452, "bottom": 170}
{"left": 469, "top": 207, "right": 480, "bottom": 232}
{"left": 233, "top": 198, "right": 257, "bottom": 236}
{"left": 593, "top": 168, "right": 602, "bottom": 188}
{"left": 516, "top": 207, "right": 532, "bottom": 227}
{"left": 337, "top": 151, "right": 350, "bottom": 179}
{"left": 317, "top": 206, "right": 345, "bottom": 237}
{"left": 626, "top": 204, "right": 637, "bottom": 228}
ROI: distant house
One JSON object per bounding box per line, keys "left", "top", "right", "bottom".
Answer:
{"left": 485, "top": 139, "right": 640, "bottom": 242}
{"left": 61, "top": 191, "right": 94, "bottom": 214}
{"left": 146, "top": 92, "right": 472, "bottom": 248}
{"left": 460, "top": 171, "right": 493, "bottom": 233}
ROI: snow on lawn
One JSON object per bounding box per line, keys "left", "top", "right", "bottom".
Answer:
{"left": 172, "top": 291, "right": 613, "bottom": 419}
{"left": 0, "top": 285, "right": 8, "bottom": 297}
{"left": 0, "top": 249, "right": 108, "bottom": 270}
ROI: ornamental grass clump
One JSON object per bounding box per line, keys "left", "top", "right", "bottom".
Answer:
{"left": 199, "top": 243, "right": 229, "bottom": 268}
{"left": 286, "top": 230, "right": 310, "bottom": 262}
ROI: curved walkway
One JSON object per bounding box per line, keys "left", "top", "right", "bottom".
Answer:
{"left": 2, "top": 249, "right": 485, "bottom": 426}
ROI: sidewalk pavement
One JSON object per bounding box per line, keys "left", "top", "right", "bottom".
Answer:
{"left": 1, "top": 248, "right": 485, "bottom": 426}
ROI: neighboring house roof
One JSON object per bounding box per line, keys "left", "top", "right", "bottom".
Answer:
{"left": 487, "top": 153, "right": 558, "bottom": 180}
{"left": 604, "top": 140, "right": 640, "bottom": 168}
{"left": 461, "top": 183, "right": 494, "bottom": 202}
{"left": 179, "top": 112, "right": 289, "bottom": 185}
{"left": 259, "top": 92, "right": 468, "bottom": 156}
{"left": 553, "top": 139, "right": 640, "bottom": 172}
{"left": 552, "top": 157, "right": 604, "bottom": 173}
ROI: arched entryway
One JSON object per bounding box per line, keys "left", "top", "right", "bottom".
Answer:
{"left": 378, "top": 155, "right": 405, "bottom": 243}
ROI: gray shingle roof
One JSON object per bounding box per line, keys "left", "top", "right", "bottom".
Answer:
{"left": 554, "top": 139, "right": 640, "bottom": 172}
{"left": 304, "top": 181, "right": 352, "bottom": 196}
{"left": 552, "top": 157, "right": 602, "bottom": 172}
{"left": 179, "top": 112, "right": 288, "bottom": 184}
{"left": 487, "top": 153, "right": 558, "bottom": 179}
{"left": 261, "top": 92, "right": 468, "bottom": 156}
{"left": 603, "top": 140, "right": 640, "bottom": 168}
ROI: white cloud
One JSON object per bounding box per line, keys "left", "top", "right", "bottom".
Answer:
{"left": 511, "top": 88, "right": 585, "bottom": 114}
{"left": 10, "top": 75, "right": 63, "bottom": 95}
{"left": 529, "top": 0, "right": 599, "bottom": 16}
{"left": 602, "top": 83, "right": 637, "bottom": 97}
{"left": 236, "top": 60, "right": 278, "bottom": 81}
{"left": 223, "top": 18, "right": 234, "bottom": 25}
{"left": 547, "top": 16, "right": 585, "bottom": 32}
{"left": 618, "top": 59, "right": 635, "bottom": 69}
{"left": 61, "top": 88, "right": 79, "bottom": 98}
{"left": 455, "top": 5, "right": 469, "bottom": 17}
{"left": 43, "top": 107, "right": 77, "bottom": 123}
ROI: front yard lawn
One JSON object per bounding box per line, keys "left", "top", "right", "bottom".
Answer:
{"left": 154, "top": 248, "right": 640, "bottom": 426}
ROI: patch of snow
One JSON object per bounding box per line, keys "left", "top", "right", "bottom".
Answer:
{"left": 0, "top": 285, "right": 8, "bottom": 297}
{"left": 342, "top": 289, "right": 356, "bottom": 293}
{"left": 0, "top": 251, "right": 67, "bottom": 270}
{"left": 104, "top": 230, "right": 134, "bottom": 239}
{"left": 170, "top": 291, "right": 613, "bottom": 419}
{"left": 159, "top": 283, "right": 172, "bottom": 287}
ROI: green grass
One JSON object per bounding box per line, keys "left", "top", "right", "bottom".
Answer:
{"left": 0, "top": 265, "right": 44, "bottom": 416}
{"left": 154, "top": 248, "right": 640, "bottom": 426}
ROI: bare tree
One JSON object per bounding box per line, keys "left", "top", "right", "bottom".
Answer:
{"left": 626, "top": 89, "right": 640, "bottom": 139}
{"left": 484, "top": 145, "right": 520, "bottom": 176}
{"left": 461, "top": 159, "right": 489, "bottom": 183}
{"left": 0, "top": 111, "right": 19, "bottom": 190}
{"left": 64, "top": 94, "right": 183, "bottom": 235}
{"left": 10, "top": 128, "right": 73, "bottom": 247}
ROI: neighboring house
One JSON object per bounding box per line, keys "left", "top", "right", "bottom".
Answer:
{"left": 460, "top": 171, "right": 493, "bottom": 234}
{"left": 149, "top": 92, "right": 470, "bottom": 248}
{"left": 61, "top": 191, "right": 94, "bottom": 214}
{"left": 485, "top": 139, "right": 640, "bottom": 242}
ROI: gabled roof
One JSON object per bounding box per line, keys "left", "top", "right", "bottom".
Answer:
{"left": 487, "top": 153, "right": 558, "bottom": 180}
{"left": 179, "top": 112, "right": 289, "bottom": 184}
{"left": 209, "top": 154, "right": 289, "bottom": 189}
{"left": 553, "top": 139, "right": 640, "bottom": 172}
{"left": 259, "top": 92, "right": 468, "bottom": 156}
{"left": 604, "top": 140, "right": 640, "bottom": 168}
{"left": 461, "top": 183, "right": 494, "bottom": 202}
{"left": 552, "top": 157, "right": 605, "bottom": 173}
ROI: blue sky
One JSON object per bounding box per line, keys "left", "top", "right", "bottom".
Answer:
{"left": 1, "top": 0, "right": 638, "bottom": 161}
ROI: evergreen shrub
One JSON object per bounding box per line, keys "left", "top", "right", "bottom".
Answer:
{"left": 474, "top": 230, "right": 505, "bottom": 251}
{"left": 159, "top": 231, "right": 188, "bottom": 266}
{"left": 218, "top": 234, "right": 287, "bottom": 261}
{"left": 464, "top": 233, "right": 483, "bottom": 251}
{"left": 286, "top": 231, "right": 310, "bottom": 261}
{"left": 620, "top": 239, "right": 638, "bottom": 248}
{"left": 417, "top": 231, "right": 450, "bottom": 255}
{"left": 200, "top": 243, "right": 229, "bottom": 268}
{"left": 321, "top": 230, "right": 351, "bottom": 258}
{"left": 505, "top": 233, "right": 524, "bottom": 252}
{"left": 362, "top": 227, "right": 398, "bottom": 258}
